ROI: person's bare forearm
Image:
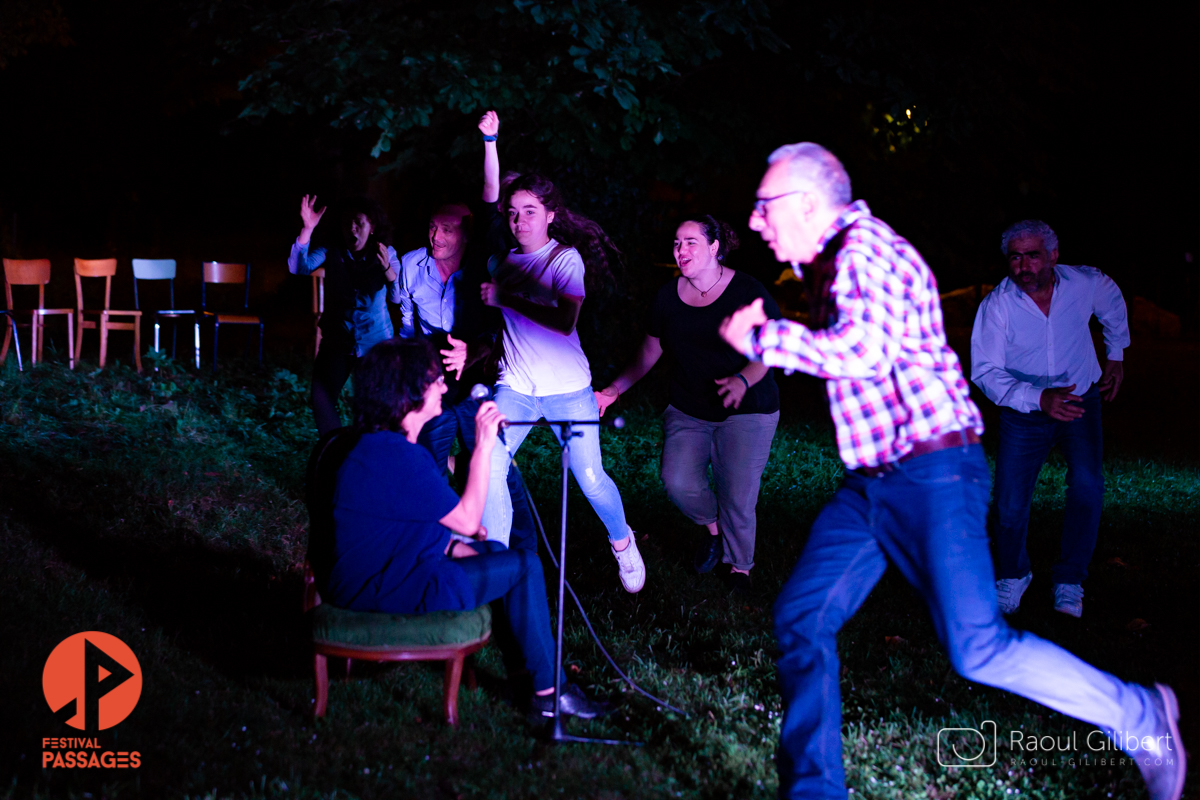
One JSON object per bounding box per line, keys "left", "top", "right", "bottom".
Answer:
{"left": 440, "top": 440, "right": 495, "bottom": 535}
{"left": 740, "top": 359, "right": 769, "bottom": 387}
{"left": 500, "top": 293, "right": 579, "bottom": 335}
{"left": 482, "top": 140, "right": 500, "bottom": 204}
{"left": 610, "top": 336, "right": 662, "bottom": 393}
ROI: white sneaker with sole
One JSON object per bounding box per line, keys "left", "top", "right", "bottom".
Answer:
{"left": 612, "top": 534, "right": 645, "bottom": 593}
{"left": 996, "top": 572, "right": 1032, "bottom": 614}
{"left": 1053, "top": 583, "right": 1084, "bottom": 617}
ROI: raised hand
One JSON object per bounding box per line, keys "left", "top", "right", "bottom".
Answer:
{"left": 720, "top": 297, "right": 768, "bottom": 354}
{"left": 441, "top": 335, "right": 468, "bottom": 381}
{"left": 300, "top": 194, "right": 326, "bottom": 232}
{"left": 473, "top": 400, "right": 505, "bottom": 451}
{"left": 1040, "top": 384, "right": 1085, "bottom": 421}
{"left": 479, "top": 110, "right": 499, "bottom": 137}
{"left": 595, "top": 385, "right": 619, "bottom": 417}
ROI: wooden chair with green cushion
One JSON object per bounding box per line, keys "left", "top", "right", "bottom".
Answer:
{"left": 302, "top": 427, "right": 492, "bottom": 726}
{"left": 302, "top": 567, "right": 490, "bottom": 726}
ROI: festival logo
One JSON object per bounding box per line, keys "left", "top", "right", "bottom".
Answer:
{"left": 41, "top": 632, "right": 143, "bottom": 769}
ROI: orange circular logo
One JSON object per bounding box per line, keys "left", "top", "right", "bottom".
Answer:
{"left": 43, "top": 632, "right": 142, "bottom": 732}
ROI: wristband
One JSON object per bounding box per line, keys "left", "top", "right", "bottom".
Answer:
{"left": 482, "top": 134, "right": 498, "bottom": 142}
{"left": 735, "top": 373, "right": 750, "bottom": 391}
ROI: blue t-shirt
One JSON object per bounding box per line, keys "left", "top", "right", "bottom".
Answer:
{"left": 324, "top": 432, "right": 474, "bottom": 613}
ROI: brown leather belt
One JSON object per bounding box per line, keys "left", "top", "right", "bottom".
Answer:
{"left": 858, "top": 429, "right": 981, "bottom": 477}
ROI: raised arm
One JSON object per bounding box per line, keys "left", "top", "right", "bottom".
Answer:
{"left": 289, "top": 194, "right": 329, "bottom": 275}
{"left": 596, "top": 335, "right": 663, "bottom": 416}
{"left": 479, "top": 110, "right": 500, "bottom": 205}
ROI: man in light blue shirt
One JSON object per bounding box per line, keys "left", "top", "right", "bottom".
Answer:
{"left": 971, "top": 219, "right": 1130, "bottom": 617}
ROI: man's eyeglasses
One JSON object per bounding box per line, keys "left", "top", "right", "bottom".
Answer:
{"left": 752, "top": 190, "right": 806, "bottom": 217}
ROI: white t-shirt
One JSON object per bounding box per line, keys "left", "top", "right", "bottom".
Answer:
{"left": 491, "top": 239, "right": 592, "bottom": 396}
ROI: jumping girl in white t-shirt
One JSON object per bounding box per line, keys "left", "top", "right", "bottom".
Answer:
{"left": 479, "top": 174, "right": 645, "bottom": 593}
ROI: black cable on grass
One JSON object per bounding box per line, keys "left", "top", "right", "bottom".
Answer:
{"left": 524, "top": 484, "right": 688, "bottom": 717}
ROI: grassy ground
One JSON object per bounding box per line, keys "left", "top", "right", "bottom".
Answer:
{"left": 0, "top": 351, "right": 1196, "bottom": 799}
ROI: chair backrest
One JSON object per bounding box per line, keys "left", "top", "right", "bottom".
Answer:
{"left": 74, "top": 258, "right": 119, "bottom": 312}
{"left": 203, "top": 261, "right": 247, "bottom": 284}
{"left": 3, "top": 258, "right": 52, "bottom": 311}
{"left": 3, "top": 258, "right": 52, "bottom": 286}
{"left": 131, "top": 258, "right": 179, "bottom": 309}
{"left": 312, "top": 267, "right": 325, "bottom": 315}
{"left": 132, "top": 258, "right": 177, "bottom": 280}
{"left": 201, "top": 261, "right": 250, "bottom": 310}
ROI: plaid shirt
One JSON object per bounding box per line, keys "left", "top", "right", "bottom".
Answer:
{"left": 748, "top": 201, "right": 983, "bottom": 469}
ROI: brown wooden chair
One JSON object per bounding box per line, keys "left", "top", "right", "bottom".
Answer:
{"left": 311, "top": 267, "right": 325, "bottom": 357}
{"left": 2, "top": 258, "right": 74, "bottom": 369}
{"left": 201, "top": 261, "right": 262, "bottom": 371}
{"left": 303, "top": 564, "right": 490, "bottom": 726}
{"left": 74, "top": 258, "right": 143, "bottom": 372}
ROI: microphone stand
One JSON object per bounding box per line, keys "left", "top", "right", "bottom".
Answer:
{"left": 500, "top": 417, "right": 640, "bottom": 747}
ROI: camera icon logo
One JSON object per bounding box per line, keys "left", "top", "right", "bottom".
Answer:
{"left": 937, "top": 720, "right": 998, "bottom": 768}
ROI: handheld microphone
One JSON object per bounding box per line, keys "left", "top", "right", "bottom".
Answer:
{"left": 469, "top": 383, "right": 491, "bottom": 401}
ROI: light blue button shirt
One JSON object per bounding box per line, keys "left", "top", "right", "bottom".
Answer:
{"left": 289, "top": 239, "right": 401, "bottom": 356}
{"left": 395, "top": 248, "right": 463, "bottom": 338}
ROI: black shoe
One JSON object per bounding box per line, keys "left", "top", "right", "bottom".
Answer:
{"left": 695, "top": 534, "right": 722, "bottom": 574}
{"left": 529, "top": 683, "right": 613, "bottom": 720}
{"left": 728, "top": 570, "right": 753, "bottom": 596}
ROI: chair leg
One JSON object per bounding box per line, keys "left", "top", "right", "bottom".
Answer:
{"left": 99, "top": 316, "right": 109, "bottom": 368}
{"left": 0, "top": 317, "right": 10, "bottom": 364}
{"left": 465, "top": 657, "right": 478, "bottom": 691}
{"left": 344, "top": 658, "right": 352, "bottom": 678}
{"left": 211, "top": 322, "right": 219, "bottom": 373}
{"left": 75, "top": 313, "right": 85, "bottom": 365}
{"left": 258, "top": 323, "right": 264, "bottom": 364}
{"left": 133, "top": 318, "right": 142, "bottom": 373}
{"left": 444, "top": 653, "right": 466, "bottom": 727}
{"left": 193, "top": 322, "right": 200, "bottom": 370}
{"left": 35, "top": 315, "right": 43, "bottom": 364}
{"left": 66, "top": 313, "right": 74, "bottom": 369}
{"left": 313, "top": 652, "right": 329, "bottom": 718}
{"left": 10, "top": 317, "right": 21, "bottom": 372}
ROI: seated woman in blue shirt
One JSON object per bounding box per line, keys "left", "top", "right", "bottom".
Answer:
{"left": 288, "top": 196, "right": 402, "bottom": 434}
{"left": 306, "top": 337, "right": 608, "bottom": 719}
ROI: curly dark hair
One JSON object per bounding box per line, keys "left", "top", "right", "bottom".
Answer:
{"left": 502, "top": 173, "right": 620, "bottom": 294}
{"left": 682, "top": 215, "right": 740, "bottom": 263}
{"left": 352, "top": 338, "right": 439, "bottom": 434}
{"left": 336, "top": 196, "right": 393, "bottom": 247}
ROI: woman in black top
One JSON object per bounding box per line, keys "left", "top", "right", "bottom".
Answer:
{"left": 596, "top": 216, "right": 781, "bottom": 591}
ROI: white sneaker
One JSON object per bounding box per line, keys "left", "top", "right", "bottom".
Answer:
{"left": 996, "top": 572, "right": 1032, "bottom": 614}
{"left": 611, "top": 534, "right": 645, "bottom": 593}
{"left": 1053, "top": 583, "right": 1084, "bottom": 618}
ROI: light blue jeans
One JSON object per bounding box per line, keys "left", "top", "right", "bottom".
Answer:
{"left": 481, "top": 385, "right": 631, "bottom": 548}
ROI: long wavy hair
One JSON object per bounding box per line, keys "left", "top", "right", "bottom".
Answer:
{"left": 352, "top": 338, "right": 439, "bottom": 434}
{"left": 502, "top": 173, "right": 620, "bottom": 294}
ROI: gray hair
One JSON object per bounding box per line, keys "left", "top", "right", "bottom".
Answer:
{"left": 1000, "top": 220, "right": 1058, "bottom": 254}
{"left": 766, "top": 142, "right": 853, "bottom": 207}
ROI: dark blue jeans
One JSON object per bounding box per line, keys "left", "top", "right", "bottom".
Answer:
{"left": 418, "top": 395, "right": 540, "bottom": 553}
{"left": 452, "top": 541, "right": 561, "bottom": 692}
{"left": 992, "top": 385, "right": 1103, "bottom": 584}
{"left": 773, "top": 443, "right": 1158, "bottom": 799}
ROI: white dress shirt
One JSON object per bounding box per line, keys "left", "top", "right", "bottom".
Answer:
{"left": 971, "top": 264, "right": 1129, "bottom": 413}
{"left": 395, "top": 248, "right": 462, "bottom": 338}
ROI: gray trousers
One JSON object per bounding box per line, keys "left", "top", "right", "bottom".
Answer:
{"left": 661, "top": 405, "right": 779, "bottom": 571}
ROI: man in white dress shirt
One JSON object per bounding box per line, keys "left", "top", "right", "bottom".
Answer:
{"left": 971, "top": 220, "right": 1129, "bottom": 617}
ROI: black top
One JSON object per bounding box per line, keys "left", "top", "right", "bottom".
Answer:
{"left": 646, "top": 270, "right": 782, "bottom": 422}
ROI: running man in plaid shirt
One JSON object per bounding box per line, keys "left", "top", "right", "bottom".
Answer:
{"left": 720, "top": 142, "right": 1184, "bottom": 800}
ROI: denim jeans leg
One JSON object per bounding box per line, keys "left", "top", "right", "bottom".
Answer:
{"left": 992, "top": 406, "right": 1054, "bottom": 579}
{"left": 774, "top": 477, "right": 888, "bottom": 800}
{"left": 874, "top": 446, "right": 1160, "bottom": 755}
{"left": 310, "top": 345, "right": 355, "bottom": 435}
{"left": 711, "top": 410, "right": 778, "bottom": 571}
{"left": 417, "top": 407, "right": 460, "bottom": 478}
{"left": 661, "top": 406, "right": 719, "bottom": 526}
{"left": 480, "top": 387, "right": 537, "bottom": 548}
{"left": 454, "top": 543, "right": 561, "bottom": 692}
{"left": 1052, "top": 387, "right": 1104, "bottom": 585}
{"left": 455, "top": 395, "right": 538, "bottom": 553}
{"left": 542, "top": 387, "right": 630, "bottom": 543}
